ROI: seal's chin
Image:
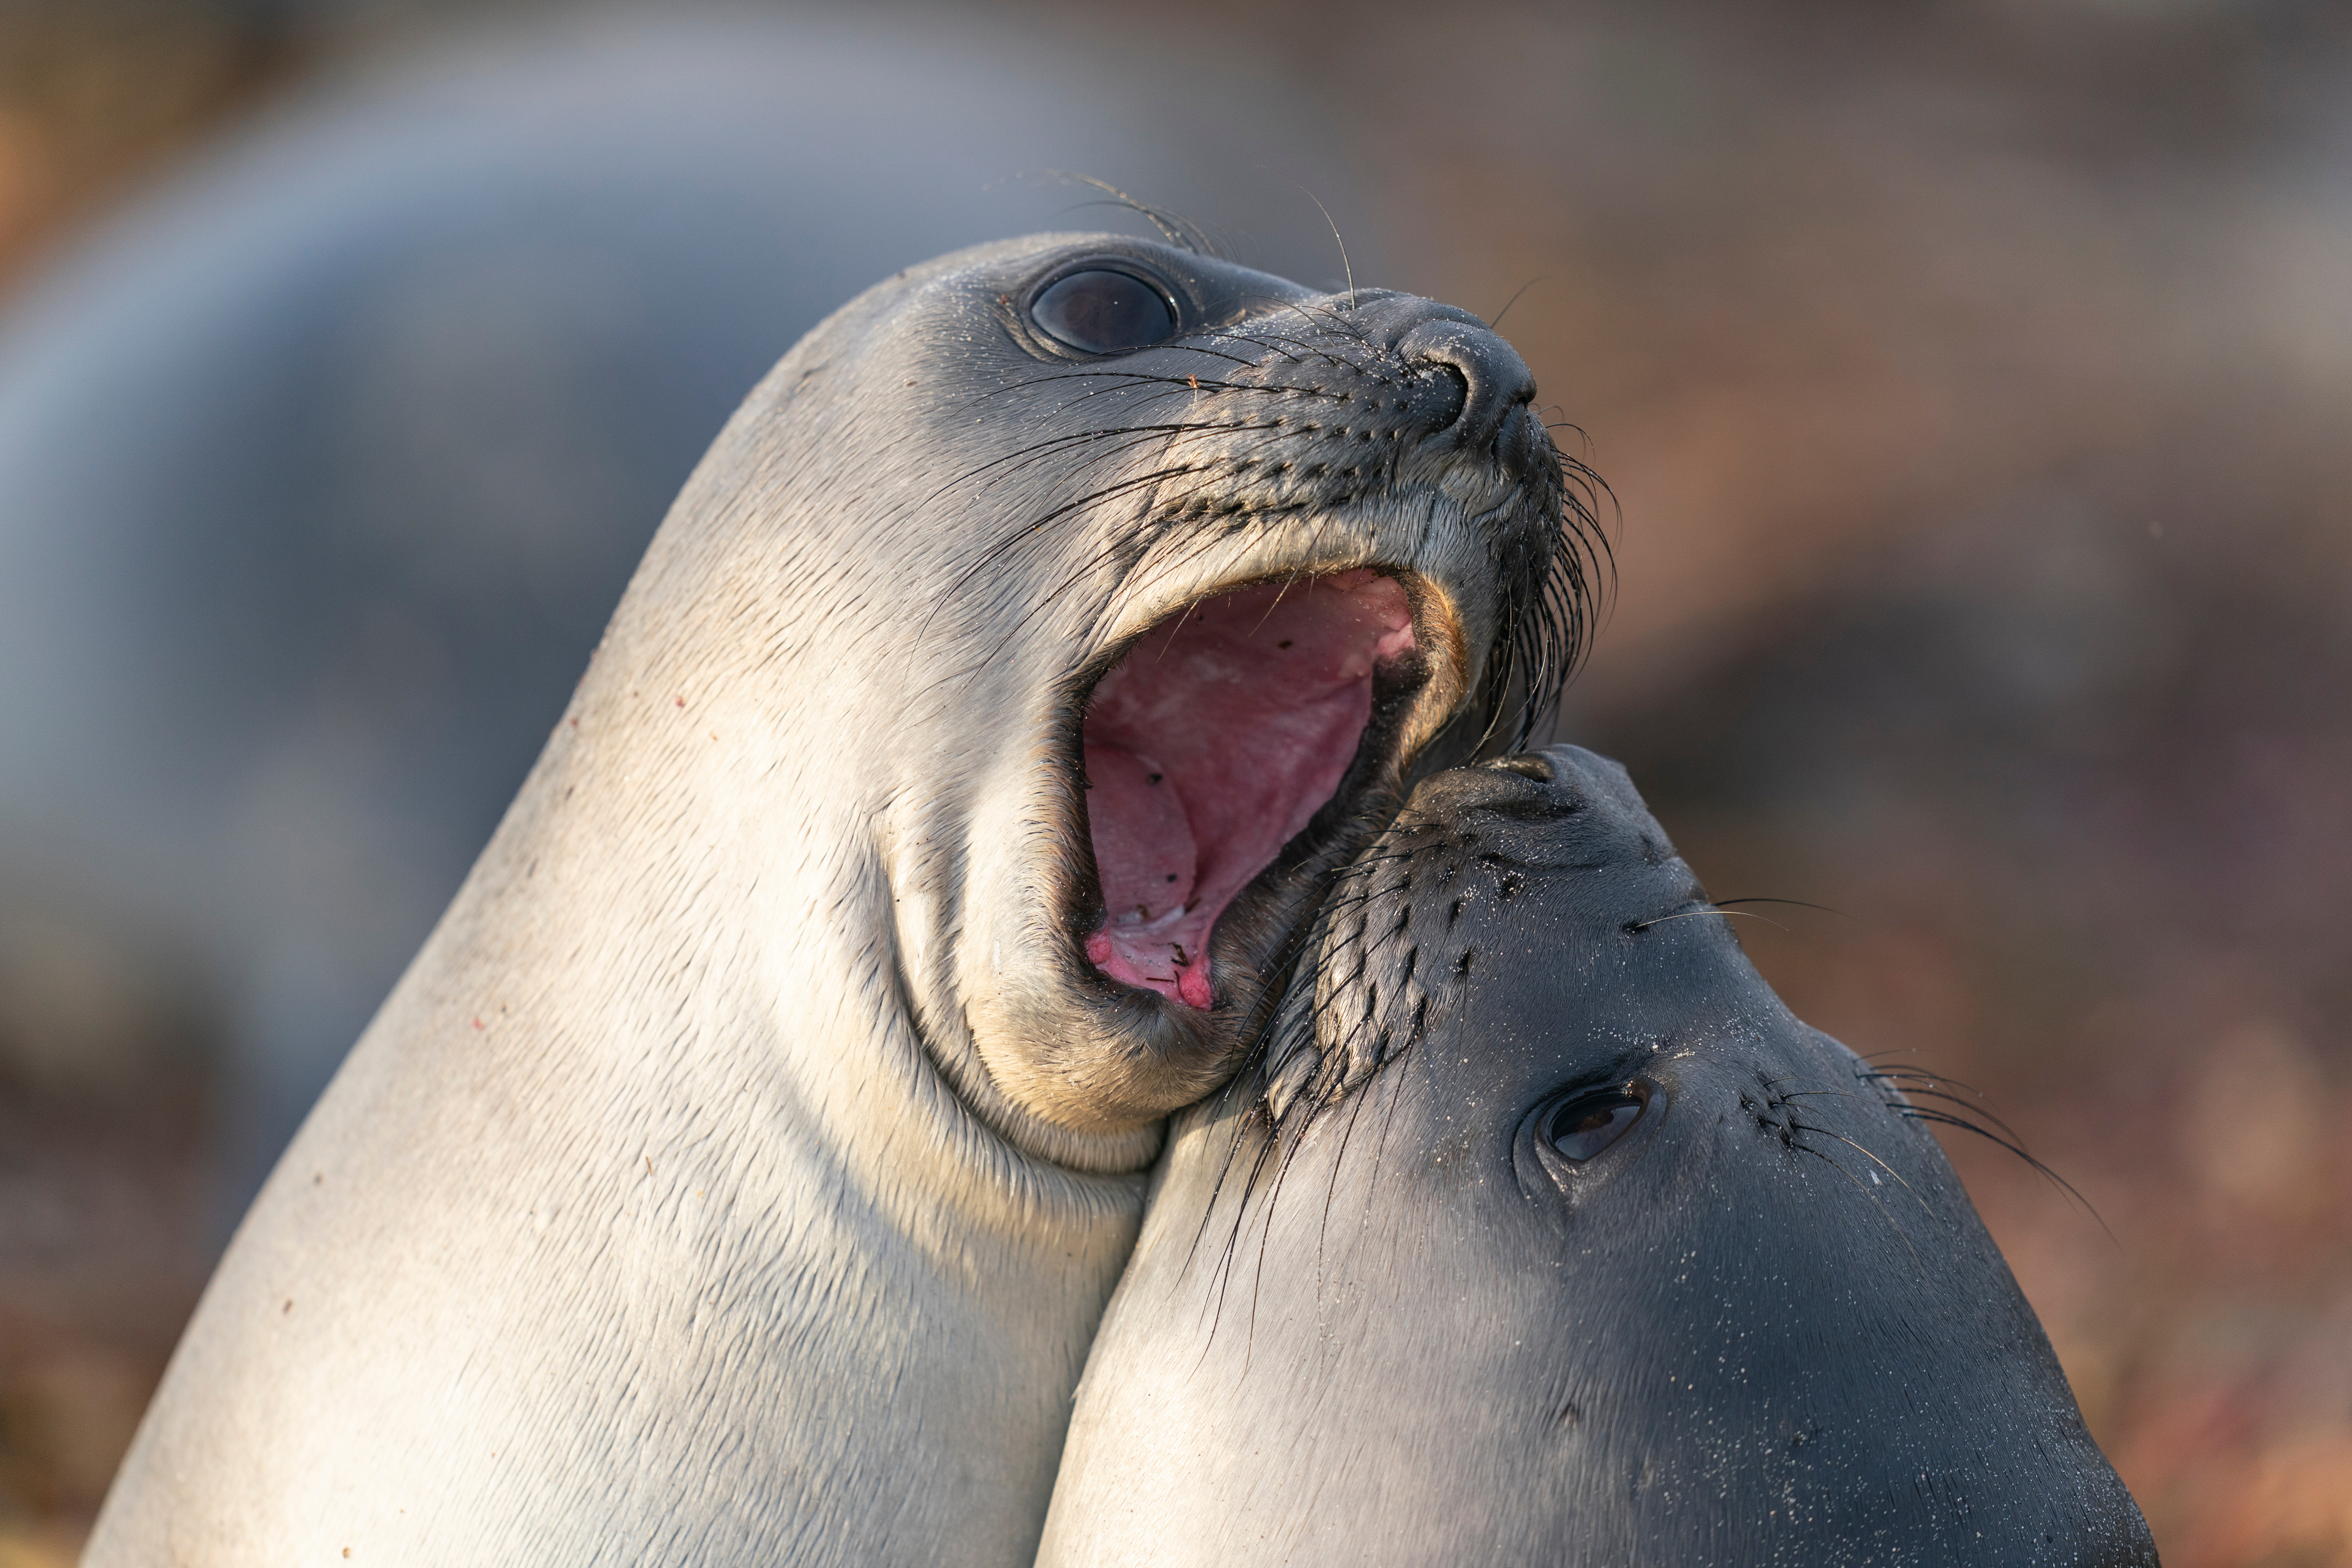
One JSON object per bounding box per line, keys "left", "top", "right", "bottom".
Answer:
{"left": 1080, "top": 570, "right": 1419, "bottom": 1009}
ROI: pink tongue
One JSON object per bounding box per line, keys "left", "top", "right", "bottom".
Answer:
{"left": 1082, "top": 571, "right": 1416, "bottom": 1009}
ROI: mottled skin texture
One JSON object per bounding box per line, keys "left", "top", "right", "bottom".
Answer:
{"left": 1041, "top": 746, "right": 2159, "bottom": 1567}
{"left": 84, "top": 235, "right": 1572, "bottom": 1565}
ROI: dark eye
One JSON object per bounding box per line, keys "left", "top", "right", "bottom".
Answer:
{"left": 1031, "top": 269, "right": 1177, "bottom": 354}
{"left": 1544, "top": 1089, "right": 1644, "bottom": 1162}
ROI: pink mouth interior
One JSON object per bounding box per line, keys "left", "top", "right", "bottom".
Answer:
{"left": 1082, "top": 569, "right": 1417, "bottom": 1009}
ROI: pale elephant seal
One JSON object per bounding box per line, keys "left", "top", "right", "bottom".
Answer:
{"left": 0, "top": 9, "right": 1372, "bottom": 1219}
{"left": 1040, "top": 746, "right": 2158, "bottom": 1566}
{"left": 85, "top": 237, "right": 1597, "bottom": 1564}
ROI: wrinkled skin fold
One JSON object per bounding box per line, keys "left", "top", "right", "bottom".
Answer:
{"left": 1042, "top": 745, "right": 2158, "bottom": 1568}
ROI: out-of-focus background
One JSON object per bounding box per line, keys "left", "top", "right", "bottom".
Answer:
{"left": 0, "top": 1, "right": 2345, "bottom": 1562}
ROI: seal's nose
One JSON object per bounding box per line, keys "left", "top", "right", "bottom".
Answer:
{"left": 1348, "top": 295, "right": 1539, "bottom": 456}
{"left": 1396, "top": 316, "right": 1536, "bottom": 453}
{"left": 1408, "top": 745, "right": 1648, "bottom": 839}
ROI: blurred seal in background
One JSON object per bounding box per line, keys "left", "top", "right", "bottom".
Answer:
{"left": 0, "top": 8, "right": 1372, "bottom": 1216}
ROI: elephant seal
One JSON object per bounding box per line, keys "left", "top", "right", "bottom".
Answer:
{"left": 0, "top": 9, "right": 1374, "bottom": 1220}
{"left": 1040, "top": 746, "right": 2158, "bottom": 1566}
{"left": 84, "top": 237, "right": 1597, "bottom": 1564}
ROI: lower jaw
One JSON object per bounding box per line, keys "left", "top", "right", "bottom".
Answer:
{"left": 1059, "top": 788, "right": 1411, "bottom": 1126}
{"left": 1019, "top": 733, "right": 1425, "bottom": 1139}
{"left": 1082, "top": 668, "right": 1432, "bottom": 1044}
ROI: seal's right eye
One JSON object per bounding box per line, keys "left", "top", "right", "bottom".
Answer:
{"left": 1544, "top": 1089, "right": 1644, "bottom": 1162}
{"left": 1032, "top": 269, "right": 1177, "bottom": 354}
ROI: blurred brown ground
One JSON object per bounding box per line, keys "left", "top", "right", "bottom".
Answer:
{"left": 1, "top": 1, "right": 2347, "bottom": 1563}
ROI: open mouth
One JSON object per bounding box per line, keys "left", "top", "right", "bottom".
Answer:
{"left": 1080, "top": 569, "right": 1420, "bottom": 1010}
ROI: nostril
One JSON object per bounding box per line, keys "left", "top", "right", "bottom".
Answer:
{"left": 1421, "top": 361, "right": 1469, "bottom": 428}
{"left": 1374, "top": 304, "right": 1540, "bottom": 451}
{"left": 1400, "top": 334, "right": 1534, "bottom": 450}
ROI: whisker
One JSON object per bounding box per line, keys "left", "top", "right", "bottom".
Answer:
{"left": 1791, "top": 1120, "right": 1938, "bottom": 1216}
{"left": 1860, "top": 1066, "right": 1998, "bottom": 1099}
{"left": 1711, "top": 897, "right": 1858, "bottom": 922}
{"left": 1864, "top": 1081, "right": 2031, "bottom": 1146}
{"left": 1486, "top": 275, "right": 1546, "bottom": 330}
{"left": 1627, "top": 908, "right": 1788, "bottom": 932}
{"left": 1896, "top": 1109, "right": 2115, "bottom": 1241}
{"left": 1288, "top": 181, "right": 1355, "bottom": 310}
{"left": 1023, "top": 171, "right": 1207, "bottom": 253}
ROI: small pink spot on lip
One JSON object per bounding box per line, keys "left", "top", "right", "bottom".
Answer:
{"left": 1080, "top": 572, "right": 1417, "bottom": 1009}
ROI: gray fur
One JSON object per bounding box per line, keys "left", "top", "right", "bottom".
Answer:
{"left": 1041, "top": 746, "right": 2157, "bottom": 1566}
{"left": 85, "top": 237, "right": 1572, "bottom": 1565}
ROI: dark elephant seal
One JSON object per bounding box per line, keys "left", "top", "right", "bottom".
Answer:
{"left": 83, "top": 237, "right": 1597, "bottom": 1564}
{"left": 1040, "top": 746, "right": 2158, "bottom": 1566}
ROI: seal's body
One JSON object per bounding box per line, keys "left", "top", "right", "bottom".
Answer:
{"left": 86, "top": 237, "right": 1590, "bottom": 1565}
{"left": 1041, "top": 746, "right": 2157, "bottom": 1566}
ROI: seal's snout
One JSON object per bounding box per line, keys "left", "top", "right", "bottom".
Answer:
{"left": 1393, "top": 744, "right": 1687, "bottom": 884}
{"left": 1252, "top": 745, "right": 1708, "bottom": 1124}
